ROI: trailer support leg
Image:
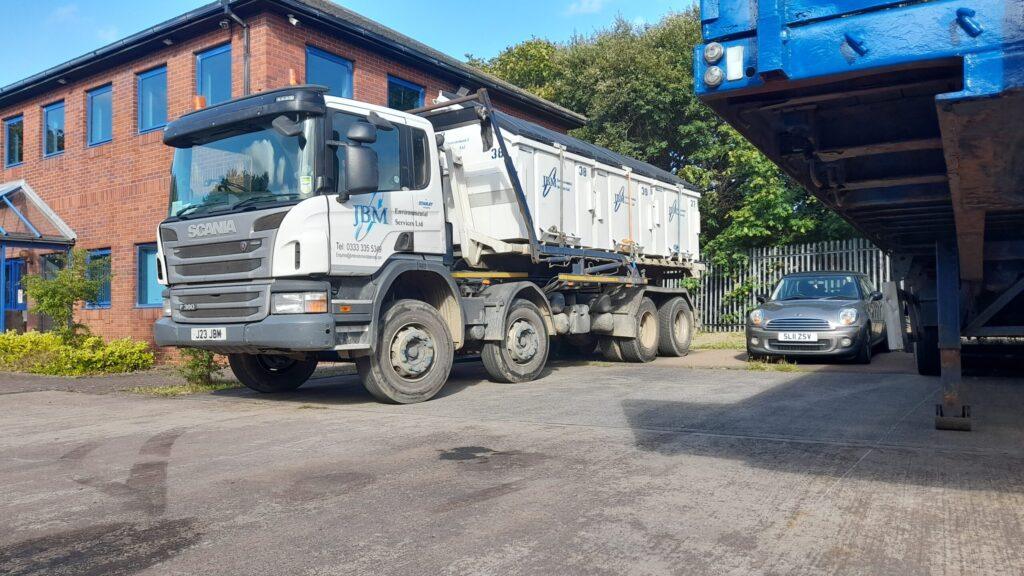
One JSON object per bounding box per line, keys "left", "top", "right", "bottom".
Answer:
{"left": 934, "top": 240, "right": 971, "bottom": 431}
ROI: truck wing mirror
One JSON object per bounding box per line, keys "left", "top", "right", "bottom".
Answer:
{"left": 367, "top": 111, "right": 395, "bottom": 131}
{"left": 342, "top": 145, "right": 379, "bottom": 195}
{"left": 271, "top": 115, "right": 304, "bottom": 138}
{"left": 346, "top": 121, "right": 377, "bottom": 144}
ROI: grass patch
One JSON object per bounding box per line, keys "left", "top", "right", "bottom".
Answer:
{"left": 693, "top": 332, "right": 746, "bottom": 351}
{"left": 746, "top": 359, "right": 800, "bottom": 372}
{"left": 128, "top": 380, "right": 241, "bottom": 397}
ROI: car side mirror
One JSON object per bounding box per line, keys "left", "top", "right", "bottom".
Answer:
{"left": 341, "top": 145, "right": 379, "bottom": 195}
{"left": 755, "top": 294, "right": 768, "bottom": 304}
{"left": 870, "top": 291, "right": 884, "bottom": 302}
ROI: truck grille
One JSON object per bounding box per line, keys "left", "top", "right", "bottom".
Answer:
{"left": 765, "top": 318, "right": 831, "bottom": 331}
{"left": 169, "top": 283, "right": 270, "bottom": 324}
{"left": 176, "top": 259, "right": 262, "bottom": 277}
{"left": 159, "top": 209, "right": 284, "bottom": 284}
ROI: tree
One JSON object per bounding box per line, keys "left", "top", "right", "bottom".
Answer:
{"left": 22, "top": 249, "right": 109, "bottom": 342}
{"left": 470, "top": 9, "right": 854, "bottom": 270}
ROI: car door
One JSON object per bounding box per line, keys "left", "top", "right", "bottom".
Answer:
{"left": 860, "top": 277, "right": 883, "bottom": 341}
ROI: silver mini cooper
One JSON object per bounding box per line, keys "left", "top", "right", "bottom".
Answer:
{"left": 746, "top": 272, "right": 888, "bottom": 363}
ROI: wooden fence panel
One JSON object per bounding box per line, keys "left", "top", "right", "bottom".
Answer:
{"left": 698, "top": 238, "right": 891, "bottom": 332}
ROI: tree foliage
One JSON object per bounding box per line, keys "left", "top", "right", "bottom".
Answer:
{"left": 22, "top": 249, "right": 108, "bottom": 342}
{"left": 469, "top": 9, "right": 854, "bottom": 270}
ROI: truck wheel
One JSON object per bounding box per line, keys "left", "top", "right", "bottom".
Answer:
{"left": 598, "top": 337, "right": 624, "bottom": 362}
{"left": 657, "top": 297, "right": 693, "bottom": 357}
{"left": 356, "top": 300, "right": 454, "bottom": 404}
{"left": 915, "top": 327, "right": 940, "bottom": 376}
{"left": 619, "top": 297, "right": 660, "bottom": 363}
{"left": 229, "top": 353, "right": 317, "bottom": 393}
{"left": 481, "top": 299, "right": 550, "bottom": 383}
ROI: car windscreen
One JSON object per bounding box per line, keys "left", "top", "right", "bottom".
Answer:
{"left": 771, "top": 275, "right": 863, "bottom": 301}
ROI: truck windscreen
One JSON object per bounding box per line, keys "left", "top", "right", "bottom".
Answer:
{"left": 169, "top": 116, "right": 316, "bottom": 218}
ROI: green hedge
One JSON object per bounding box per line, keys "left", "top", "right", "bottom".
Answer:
{"left": 0, "top": 331, "right": 154, "bottom": 376}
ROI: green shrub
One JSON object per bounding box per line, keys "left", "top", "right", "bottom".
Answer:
{"left": 0, "top": 331, "right": 153, "bottom": 376}
{"left": 178, "top": 348, "right": 220, "bottom": 385}
{"left": 22, "top": 249, "right": 110, "bottom": 343}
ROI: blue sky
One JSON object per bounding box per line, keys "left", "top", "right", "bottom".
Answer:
{"left": 0, "top": 0, "right": 693, "bottom": 88}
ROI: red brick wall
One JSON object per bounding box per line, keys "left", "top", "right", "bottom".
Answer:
{"left": 0, "top": 8, "right": 576, "bottom": 350}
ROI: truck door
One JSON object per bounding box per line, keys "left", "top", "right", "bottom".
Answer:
{"left": 327, "top": 106, "right": 445, "bottom": 276}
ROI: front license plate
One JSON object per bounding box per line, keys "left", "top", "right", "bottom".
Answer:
{"left": 778, "top": 332, "right": 818, "bottom": 342}
{"left": 191, "top": 327, "right": 227, "bottom": 342}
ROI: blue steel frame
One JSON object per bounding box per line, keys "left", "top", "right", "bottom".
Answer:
{"left": 695, "top": 0, "right": 1022, "bottom": 105}
{"left": 387, "top": 75, "right": 425, "bottom": 108}
{"left": 85, "top": 248, "right": 112, "bottom": 310}
{"left": 86, "top": 84, "right": 113, "bottom": 147}
{"left": 196, "top": 44, "right": 232, "bottom": 105}
{"left": 137, "top": 66, "right": 168, "bottom": 134}
{"left": 42, "top": 101, "right": 65, "bottom": 157}
{"left": 136, "top": 243, "right": 161, "bottom": 308}
{"left": 4, "top": 115, "right": 23, "bottom": 168}
{"left": 305, "top": 46, "right": 354, "bottom": 98}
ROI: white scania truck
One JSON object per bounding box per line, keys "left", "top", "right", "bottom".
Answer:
{"left": 154, "top": 86, "right": 702, "bottom": 403}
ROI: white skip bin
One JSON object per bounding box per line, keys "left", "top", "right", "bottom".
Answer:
{"left": 437, "top": 109, "right": 700, "bottom": 261}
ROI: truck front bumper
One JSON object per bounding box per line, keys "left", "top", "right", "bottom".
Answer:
{"left": 745, "top": 325, "right": 865, "bottom": 358}
{"left": 154, "top": 314, "right": 339, "bottom": 354}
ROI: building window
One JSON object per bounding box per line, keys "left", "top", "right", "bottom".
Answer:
{"left": 306, "top": 46, "right": 353, "bottom": 98}
{"left": 136, "top": 244, "right": 162, "bottom": 307}
{"left": 387, "top": 76, "right": 424, "bottom": 111}
{"left": 196, "top": 44, "right": 232, "bottom": 105}
{"left": 43, "top": 101, "right": 65, "bottom": 157}
{"left": 87, "top": 84, "right": 113, "bottom": 146}
{"left": 86, "top": 248, "right": 111, "bottom": 309}
{"left": 3, "top": 115, "right": 22, "bottom": 167}
{"left": 41, "top": 252, "right": 65, "bottom": 280}
{"left": 138, "top": 66, "right": 167, "bottom": 133}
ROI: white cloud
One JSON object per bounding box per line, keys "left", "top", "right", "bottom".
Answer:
{"left": 48, "top": 4, "right": 80, "bottom": 23}
{"left": 565, "top": 0, "right": 609, "bottom": 15}
{"left": 96, "top": 25, "right": 120, "bottom": 43}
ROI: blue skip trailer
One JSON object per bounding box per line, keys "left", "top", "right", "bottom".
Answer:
{"left": 694, "top": 0, "right": 1024, "bottom": 430}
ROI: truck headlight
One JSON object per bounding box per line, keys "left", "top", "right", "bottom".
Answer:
{"left": 162, "top": 298, "right": 172, "bottom": 317}
{"left": 750, "top": 309, "right": 765, "bottom": 326}
{"left": 839, "top": 308, "right": 858, "bottom": 326}
{"left": 272, "top": 292, "right": 328, "bottom": 314}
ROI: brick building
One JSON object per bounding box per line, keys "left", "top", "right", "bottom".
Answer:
{"left": 0, "top": 0, "right": 585, "bottom": 345}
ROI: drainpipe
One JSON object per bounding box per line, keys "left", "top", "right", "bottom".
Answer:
{"left": 220, "top": 0, "right": 250, "bottom": 95}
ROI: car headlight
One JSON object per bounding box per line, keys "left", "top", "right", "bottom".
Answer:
{"left": 750, "top": 309, "right": 765, "bottom": 326}
{"left": 839, "top": 308, "right": 858, "bottom": 326}
{"left": 272, "top": 292, "right": 328, "bottom": 314}
{"left": 162, "top": 298, "right": 172, "bottom": 317}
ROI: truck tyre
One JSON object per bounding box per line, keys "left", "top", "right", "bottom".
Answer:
{"left": 357, "top": 299, "right": 454, "bottom": 404}
{"left": 565, "top": 333, "right": 598, "bottom": 356}
{"left": 482, "top": 299, "right": 550, "bottom": 383}
{"left": 229, "top": 353, "right": 317, "bottom": 393}
{"left": 598, "top": 337, "right": 624, "bottom": 362}
{"left": 915, "top": 327, "right": 940, "bottom": 376}
{"left": 657, "top": 297, "right": 694, "bottom": 357}
{"left": 619, "top": 297, "right": 660, "bottom": 363}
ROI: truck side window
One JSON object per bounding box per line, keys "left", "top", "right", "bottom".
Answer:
{"left": 333, "top": 112, "right": 402, "bottom": 192}
{"left": 411, "top": 128, "right": 430, "bottom": 189}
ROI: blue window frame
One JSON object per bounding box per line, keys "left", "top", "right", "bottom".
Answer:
{"left": 43, "top": 101, "right": 65, "bottom": 157}
{"left": 136, "top": 244, "right": 162, "bottom": 307}
{"left": 306, "top": 46, "right": 353, "bottom": 98}
{"left": 138, "top": 66, "right": 168, "bottom": 133}
{"left": 86, "top": 248, "right": 112, "bottom": 309}
{"left": 387, "top": 75, "right": 425, "bottom": 111}
{"left": 196, "top": 44, "right": 232, "bottom": 105}
{"left": 87, "top": 84, "right": 113, "bottom": 146}
{"left": 4, "top": 115, "right": 23, "bottom": 167}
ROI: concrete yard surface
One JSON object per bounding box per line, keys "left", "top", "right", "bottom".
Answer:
{"left": 1, "top": 360, "right": 1023, "bottom": 575}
